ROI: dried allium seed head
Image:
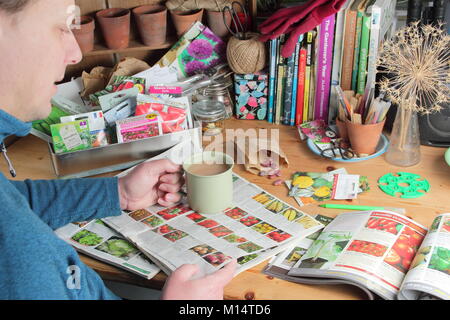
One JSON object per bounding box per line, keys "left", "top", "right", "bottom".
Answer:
{"left": 376, "top": 22, "right": 450, "bottom": 114}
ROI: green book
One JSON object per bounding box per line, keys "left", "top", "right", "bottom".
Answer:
{"left": 351, "top": 10, "right": 363, "bottom": 92}
{"left": 274, "top": 35, "right": 286, "bottom": 125}
{"left": 275, "top": 64, "right": 286, "bottom": 125}
{"left": 357, "top": 14, "right": 371, "bottom": 95}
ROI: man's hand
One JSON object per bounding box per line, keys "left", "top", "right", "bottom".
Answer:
{"left": 118, "top": 159, "right": 184, "bottom": 211}
{"left": 161, "top": 259, "right": 237, "bottom": 300}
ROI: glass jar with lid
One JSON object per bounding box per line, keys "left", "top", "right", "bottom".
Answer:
{"left": 192, "top": 100, "right": 226, "bottom": 136}
{"left": 195, "top": 73, "right": 234, "bottom": 119}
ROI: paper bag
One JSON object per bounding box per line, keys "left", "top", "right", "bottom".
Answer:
{"left": 80, "top": 66, "right": 112, "bottom": 99}
{"left": 107, "top": 57, "right": 150, "bottom": 86}
{"left": 205, "top": 136, "right": 289, "bottom": 175}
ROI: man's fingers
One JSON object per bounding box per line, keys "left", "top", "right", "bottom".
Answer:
{"left": 157, "top": 159, "right": 183, "bottom": 174}
{"left": 160, "top": 172, "right": 184, "bottom": 185}
{"left": 171, "top": 264, "right": 201, "bottom": 282}
{"left": 159, "top": 182, "right": 182, "bottom": 194}
{"left": 206, "top": 259, "right": 237, "bottom": 287}
{"left": 157, "top": 192, "right": 182, "bottom": 207}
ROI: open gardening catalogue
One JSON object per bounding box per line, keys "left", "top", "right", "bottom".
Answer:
{"left": 56, "top": 139, "right": 324, "bottom": 280}
{"left": 264, "top": 210, "right": 450, "bottom": 300}
{"left": 101, "top": 140, "right": 325, "bottom": 277}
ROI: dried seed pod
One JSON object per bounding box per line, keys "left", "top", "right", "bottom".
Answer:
{"left": 259, "top": 170, "right": 269, "bottom": 176}
{"left": 273, "top": 179, "right": 283, "bottom": 186}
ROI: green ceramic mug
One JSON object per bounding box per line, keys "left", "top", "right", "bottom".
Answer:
{"left": 445, "top": 147, "right": 450, "bottom": 166}
{"left": 183, "top": 151, "right": 234, "bottom": 214}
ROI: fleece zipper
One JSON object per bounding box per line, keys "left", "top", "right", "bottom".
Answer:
{"left": 1, "top": 142, "right": 16, "bottom": 177}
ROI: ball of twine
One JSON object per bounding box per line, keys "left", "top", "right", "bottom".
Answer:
{"left": 226, "top": 33, "right": 266, "bottom": 74}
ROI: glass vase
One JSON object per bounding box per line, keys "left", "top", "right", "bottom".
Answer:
{"left": 385, "top": 107, "right": 421, "bottom": 166}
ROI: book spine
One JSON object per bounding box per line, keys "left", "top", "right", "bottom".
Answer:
{"left": 282, "top": 47, "right": 296, "bottom": 125}
{"left": 340, "top": 9, "right": 358, "bottom": 90}
{"left": 267, "top": 38, "right": 278, "bottom": 123}
{"left": 351, "top": 11, "right": 363, "bottom": 92}
{"left": 274, "top": 35, "right": 286, "bottom": 124}
{"left": 302, "top": 31, "right": 314, "bottom": 123}
{"left": 290, "top": 37, "right": 302, "bottom": 126}
{"left": 295, "top": 46, "right": 307, "bottom": 125}
{"left": 329, "top": 2, "right": 348, "bottom": 124}
{"left": 314, "top": 14, "right": 336, "bottom": 123}
{"left": 357, "top": 14, "right": 371, "bottom": 95}
{"left": 275, "top": 65, "right": 286, "bottom": 125}
{"left": 366, "top": 5, "right": 382, "bottom": 91}
{"left": 308, "top": 30, "right": 318, "bottom": 122}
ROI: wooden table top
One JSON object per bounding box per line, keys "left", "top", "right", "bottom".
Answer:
{"left": 2, "top": 119, "right": 449, "bottom": 300}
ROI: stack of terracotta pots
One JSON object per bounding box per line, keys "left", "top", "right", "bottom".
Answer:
{"left": 96, "top": 8, "right": 131, "bottom": 50}
{"left": 71, "top": 5, "right": 232, "bottom": 55}
{"left": 133, "top": 5, "right": 168, "bottom": 46}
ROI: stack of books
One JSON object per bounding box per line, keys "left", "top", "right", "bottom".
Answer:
{"left": 266, "top": 0, "right": 397, "bottom": 126}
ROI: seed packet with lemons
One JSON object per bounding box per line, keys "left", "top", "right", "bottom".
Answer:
{"left": 286, "top": 169, "right": 369, "bottom": 206}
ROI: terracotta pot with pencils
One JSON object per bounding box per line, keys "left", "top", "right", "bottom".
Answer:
{"left": 335, "top": 86, "right": 390, "bottom": 157}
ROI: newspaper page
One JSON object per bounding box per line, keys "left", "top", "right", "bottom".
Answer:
{"left": 398, "top": 213, "right": 450, "bottom": 300}
{"left": 288, "top": 210, "right": 428, "bottom": 300}
{"left": 55, "top": 219, "right": 160, "bottom": 279}
{"left": 103, "top": 173, "right": 325, "bottom": 277}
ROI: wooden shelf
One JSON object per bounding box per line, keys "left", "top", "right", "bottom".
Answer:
{"left": 83, "top": 38, "right": 176, "bottom": 57}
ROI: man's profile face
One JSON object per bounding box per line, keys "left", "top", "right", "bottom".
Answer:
{"left": 0, "top": 0, "right": 82, "bottom": 122}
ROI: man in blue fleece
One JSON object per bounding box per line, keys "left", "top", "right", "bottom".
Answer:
{"left": 0, "top": 0, "right": 236, "bottom": 300}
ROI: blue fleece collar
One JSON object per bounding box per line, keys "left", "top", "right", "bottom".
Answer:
{"left": 0, "top": 109, "right": 32, "bottom": 143}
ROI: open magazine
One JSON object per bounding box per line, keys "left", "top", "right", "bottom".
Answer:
{"left": 55, "top": 219, "right": 160, "bottom": 279}
{"left": 264, "top": 211, "right": 450, "bottom": 300}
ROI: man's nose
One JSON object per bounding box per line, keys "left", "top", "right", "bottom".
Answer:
{"left": 66, "top": 33, "right": 83, "bottom": 65}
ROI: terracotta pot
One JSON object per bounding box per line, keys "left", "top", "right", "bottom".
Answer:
{"left": 346, "top": 119, "right": 386, "bottom": 156}
{"left": 96, "top": 8, "right": 130, "bottom": 49}
{"left": 72, "top": 16, "right": 95, "bottom": 54}
{"left": 133, "top": 5, "right": 167, "bottom": 46}
{"left": 335, "top": 118, "right": 348, "bottom": 142}
{"left": 170, "top": 9, "right": 204, "bottom": 37}
{"left": 206, "top": 10, "right": 231, "bottom": 38}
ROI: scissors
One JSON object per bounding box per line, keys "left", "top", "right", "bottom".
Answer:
{"left": 222, "top": 1, "right": 248, "bottom": 40}
{"left": 319, "top": 139, "right": 356, "bottom": 160}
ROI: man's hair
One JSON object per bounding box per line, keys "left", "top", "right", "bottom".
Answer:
{"left": 0, "top": 0, "right": 31, "bottom": 13}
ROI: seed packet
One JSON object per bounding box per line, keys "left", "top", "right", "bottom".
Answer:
{"left": 89, "top": 76, "right": 145, "bottom": 106}
{"left": 98, "top": 87, "right": 139, "bottom": 113}
{"left": 50, "top": 120, "right": 91, "bottom": 154}
{"left": 103, "top": 98, "right": 137, "bottom": 127}
{"left": 135, "top": 94, "right": 187, "bottom": 134}
{"left": 116, "top": 113, "right": 162, "bottom": 143}
{"left": 60, "top": 111, "right": 109, "bottom": 148}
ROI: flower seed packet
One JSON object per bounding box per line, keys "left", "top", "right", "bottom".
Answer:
{"left": 116, "top": 113, "right": 162, "bottom": 143}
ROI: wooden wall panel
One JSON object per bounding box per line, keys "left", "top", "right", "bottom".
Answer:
{"left": 107, "top": 0, "right": 165, "bottom": 9}
{"left": 75, "top": 0, "right": 107, "bottom": 16}
{"left": 116, "top": 48, "right": 167, "bottom": 66}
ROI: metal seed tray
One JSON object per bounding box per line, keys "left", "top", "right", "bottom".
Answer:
{"left": 49, "top": 126, "right": 201, "bottom": 179}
